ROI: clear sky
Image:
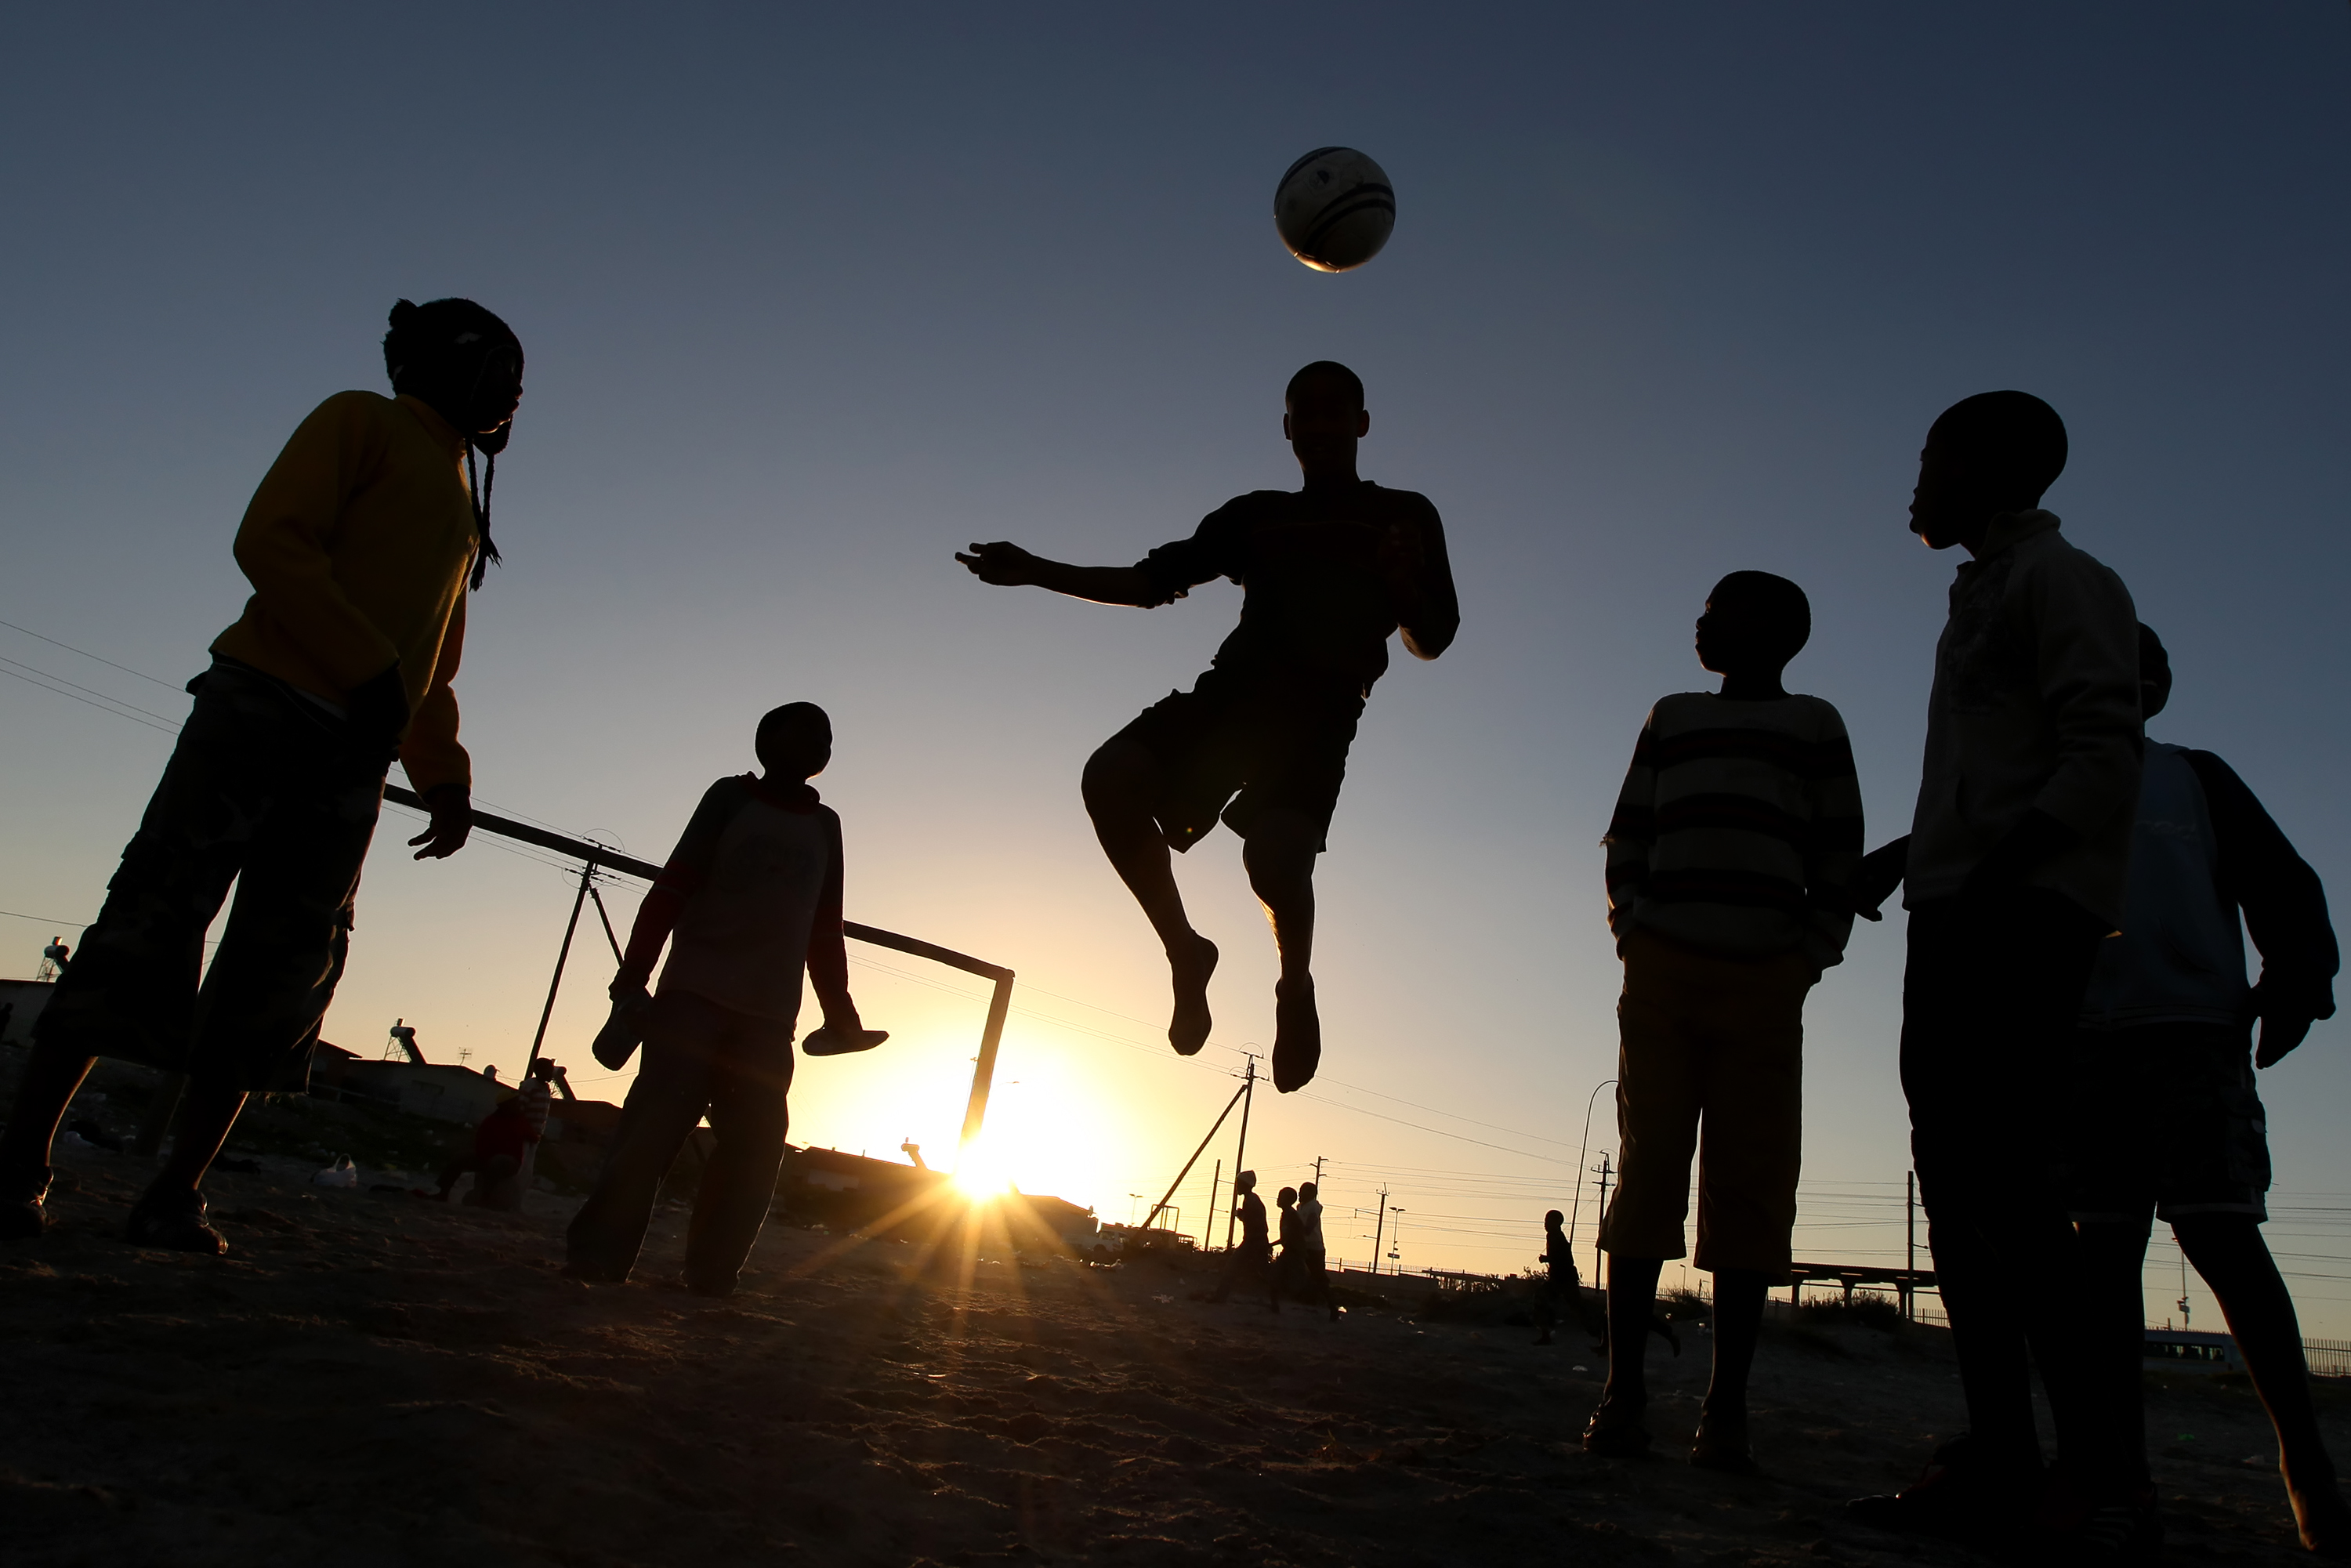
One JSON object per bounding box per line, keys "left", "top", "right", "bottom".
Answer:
{"left": 3, "top": 5, "right": 2348, "bottom": 1331}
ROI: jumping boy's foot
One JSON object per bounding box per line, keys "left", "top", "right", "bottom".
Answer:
{"left": 1271, "top": 976, "right": 1320, "bottom": 1092}
{"left": 1168, "top": 934, "right": 1218, "bottom": 1056}
{"left": 1, "top": 1166, "right": 52, "bottom": 1241}
{"left": 1581, "top": 1397, "right": 1652, "bottom": 1458}
{"left": 2285, "top": 1464, "right": 2351, "bottom": 1557}
{"left": 123, "top": 1189, "right": 227, "bottom": 1255}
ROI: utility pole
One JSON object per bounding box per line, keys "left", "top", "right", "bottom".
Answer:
{"left": 1204, "top": 1160, "right": 1221, "bottom": 1251}
{"left": 527, "top": 858, "right": 599, "bottom": 1072}
{"left": 1369, "top": 1186, "right": 1391, "bottom": 1276}
{"left": 1590, "top": 1153, "right": 1614, "bottom": 1287}
{"left": 1311, "top": 1154, "right": 1325, "bottom": 1186}
{"left": 1223, "top": 1055, "right": 1258, "bottom": 1250}
{"left": 1905, "top": 1169, "right": 1917, "bottom": 1323}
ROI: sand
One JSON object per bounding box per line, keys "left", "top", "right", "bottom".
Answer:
{"left": 5, "top": 1142, "right": 2342, "bottom": 1567}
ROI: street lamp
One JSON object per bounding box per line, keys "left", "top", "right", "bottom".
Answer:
{"left": 1567, "top": 1077, "right": 1617, "bottom": 1276}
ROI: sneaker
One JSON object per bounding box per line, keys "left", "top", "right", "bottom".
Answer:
{"left": 123, "top": 1189, "right": 228, "bottom": 1255}
{"left": 1, "top": 1165, "right": 52, "bottom": 1241}
{"left": 2034, "top": 1475, "right": 2162, "bottom": 1564}
{"left": 1847, "top": 1433, "right": 2043, "bottom": 1541}
{"left": 1582, "top": 1399, "right": 1654, "bottom": 1458}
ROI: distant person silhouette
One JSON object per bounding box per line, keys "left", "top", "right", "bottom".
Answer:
{"left": 0, "top": 299, "right": 519, "bottom": 1254}
{"left": 1843, "top": 393, "right": 2148, "bottom": 1552}
{"left": 437, "top": 1091, "right": 536, "bottom": 1209}
{"left": 956, "top": 362, "right": 1459, "bottom": 1092}
{"left": 566, "top": 703, "right": 885, "bottom": 1298}
{"left": 1533, "top": 1208, "right": 1582, "bottom": 1345}
{"left": 1209, "top": 1169, "right": 1277, "bottom": 1309}
{"left": 1585, "top": 571, "right": 1862, "bottom": 1473}
{"left": 1280, "top": 1179, "right": 1338, "bottom": 1320}
{"left": 2067, "top": 625, "right": 2347, "bottom": 1554}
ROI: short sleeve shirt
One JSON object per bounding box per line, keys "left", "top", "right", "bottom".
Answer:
{"left": 1135, "top": 483, "right": 1439, "bottom": 693}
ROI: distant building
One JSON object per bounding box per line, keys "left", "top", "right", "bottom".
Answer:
{"left": 0, "top": 976, "right": 60, "bottom": 1047}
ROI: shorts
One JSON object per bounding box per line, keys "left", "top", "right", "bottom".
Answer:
{"left": 1110, "top": 665, "right": 1364, "bottom": 853}
{"left": 2063, "top": 1021, "right": 2269, "bottom": 1224}
{"left": 1599, "top": 925, "right": 1812, "bottom": 1276}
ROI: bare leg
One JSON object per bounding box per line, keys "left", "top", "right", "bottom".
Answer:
{"left": 150, "top": 1082, "right": 248, "bottom": 1196}
{"left": 1082, "top": 740, "right": 1217, "bottom": 1055}
{"left": 2175, "top": 1214, "right": 2351, "bottom": 1553}
{"left": 2074, "top": 1220, "right": 2156, "bottom": 1490}
{"left": 1603, "top": 1255, "right": 1664, "bottom": 1410}
{"left": 1242, "top": 808, "right": 1320, "bottom": 1092}
{"left": 0, "top": 1042, "right": 98, "bottom": 1184}
{"left": 1702, "top": 1269, "right": 1768, "bottom": 1423}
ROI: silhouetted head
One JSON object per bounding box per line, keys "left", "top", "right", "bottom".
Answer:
{"left": 1911, "top": 391, "right": 2067, "bottom": 550}
{"left": 1236, "top": 1170, "right": 1257, "bottom": 1192}
{"left": 1697, "top": 571, "right": 1810, "bottom": 680}
{"left": 529, "top": 1058, "right": 555, "bottom": 1081}
{"left": 2138, "top": 622, "right": 2172, "bottom": 722}
{"left": 755, "top": 702, "right": 833, "bottom": 781}
{"left": 1545, "top": 1209, "right": 1565, "bottom": 1231}
{"left": 1283, "top": 360, "right": 1369, "bottom": 483}
{"left": 1277, "top": 1186, "right": 1299, "bottom": 1209}
{"left": 1299, "top": 1182, "right": 1318, "bottom": 1203}
{"left": 383, "top": 298, "right": 524, "bottom": 448}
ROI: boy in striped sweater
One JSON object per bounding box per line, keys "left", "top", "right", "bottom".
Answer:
{"left": 1585, "top": 571, "right": 1863, "bottom": 1471}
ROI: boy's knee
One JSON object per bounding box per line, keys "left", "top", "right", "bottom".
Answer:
{"left": 1081, "top": 740, "right": 1157, "bottom": 814}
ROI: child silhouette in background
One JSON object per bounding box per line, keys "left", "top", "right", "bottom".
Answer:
{"left": 2070, "top": 625, "right": 2346, "bottom": 1554}
{"left": 1534, "top": 1209, "right": 1581, "bottom": 1346}
{"left": 956, "top": 361, "right": 1458, "bottom": 1093}
{"left": 1210, "top": 1169, "right": 1276, "bottom": 1309}
{"left": 566, "top": 703, "right": 884, "bottom": 1297}
{"left": 1588, "top": 571, "right": 1862, "bottom": 1473}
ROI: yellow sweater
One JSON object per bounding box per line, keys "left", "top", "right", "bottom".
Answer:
{"left": 211, "top": 392, "right": 478, "bottom": 792}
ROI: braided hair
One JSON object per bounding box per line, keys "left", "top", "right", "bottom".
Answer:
{"left": 383, "top": 298, "right": 523, "bottom": 589}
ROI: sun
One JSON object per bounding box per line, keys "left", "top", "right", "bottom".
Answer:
{"left": 952, "top": 1142, "right": 1013, "bottom": 1204}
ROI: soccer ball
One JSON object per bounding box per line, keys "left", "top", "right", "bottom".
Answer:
{"left": 1273, "top": 147, "right": 1395, "bottom": 273}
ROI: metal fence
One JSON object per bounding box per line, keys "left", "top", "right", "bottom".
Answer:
{"left": 2306, "top": 1338, "right": 2351, "bottom": 1378}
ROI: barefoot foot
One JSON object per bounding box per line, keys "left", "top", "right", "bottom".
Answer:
{"left": 1271, "top": 977, "right": 1321, "bottom": 1092}
{"left": 1168, "top": 935, "right": 1218, "bottom": 1056}
{"left": 2286, "top": 1462, "right": 2351, "bottom": 1556}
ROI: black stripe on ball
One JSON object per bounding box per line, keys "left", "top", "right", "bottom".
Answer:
{"left": 1281, "top": 147, "right": 1353, "bottom": 186}
{"left": 1301, "top": 190, "right": 1396, "bottom": 255}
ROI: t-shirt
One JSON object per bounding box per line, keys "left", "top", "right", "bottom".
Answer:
{"left": 2079, "top": 742, "right": 2338, "bottom": 1030}
{"left": 1604, "top": 691, "right": 1864, "bottom": 969}
{"left": 1277, "top": 1206, "right": 1306, "bottom": 1250}
{"left": 1295, "top": 1196, "right": 1325, "bottom": 1251}
{"left": 618, "top": 776, "right": 847, "bottom": 1027}
{"left": 1133, "top": 483, "right": 1455, "bottom": 695}
{"left": 1234, "top": 1190, "right": 1270, "bottom": 1248}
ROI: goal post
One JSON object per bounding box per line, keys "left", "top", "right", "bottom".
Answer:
{"left": 384, "top": 784, "right": 1016, "bottom": 1150}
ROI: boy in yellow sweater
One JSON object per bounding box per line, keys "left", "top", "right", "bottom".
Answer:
{"left": 0, "top": 299, "right": 522, "bottom": 1254}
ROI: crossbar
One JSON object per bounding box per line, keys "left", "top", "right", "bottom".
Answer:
{"left": 386, "top": 784, "right": 1016, "bottom": 1147}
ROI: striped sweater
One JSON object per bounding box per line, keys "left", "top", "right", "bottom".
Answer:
{"left": 1603, "top": 692, "right": 1865, "bottom": 970}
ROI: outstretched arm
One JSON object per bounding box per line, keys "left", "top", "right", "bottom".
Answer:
{"left": 955, "top": 542, "right": 1159, "bottom": 607}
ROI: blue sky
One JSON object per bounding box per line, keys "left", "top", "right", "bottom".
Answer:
{"left": 2, "top": 4, "right": 2347, "bottom": 1326}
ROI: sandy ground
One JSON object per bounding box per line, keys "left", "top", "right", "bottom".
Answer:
{"left": 5, "top": 1144, "right": 2344, "bottom": 1567}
